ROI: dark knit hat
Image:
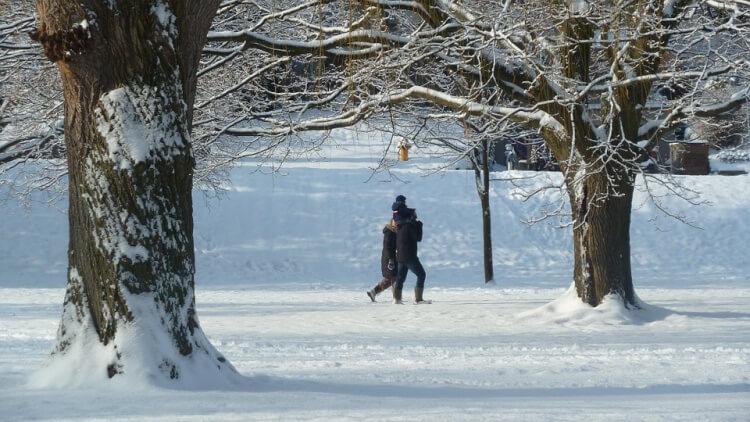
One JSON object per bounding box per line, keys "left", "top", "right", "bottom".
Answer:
{"left": 392, "top": 202, "right": 414, "bottom": 224}
{"left": 395, "top": 194, "right": 406, "bottom": 203}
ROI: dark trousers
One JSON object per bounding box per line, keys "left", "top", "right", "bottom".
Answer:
{"left": 395, "top": 258, "right": 426, "bottom": 290}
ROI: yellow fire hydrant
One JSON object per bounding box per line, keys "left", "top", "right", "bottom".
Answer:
{"left": 398, "top": 139, "right": 411, "bottom": 161}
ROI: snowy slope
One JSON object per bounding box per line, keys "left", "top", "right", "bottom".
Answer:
{"left": 4, "top": 135, "right": 749, "bottom": 290}
{"left": 0, "top": 130, "right": 749, "bottom": 420}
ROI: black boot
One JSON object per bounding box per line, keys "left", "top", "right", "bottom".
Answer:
{"left": 414, "top": 288, "right": 431, "bottom": 304}
{"left": 393, "top": 287, "right": 403, "bottom": 304}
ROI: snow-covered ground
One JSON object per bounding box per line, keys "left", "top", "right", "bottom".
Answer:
{"left": 1, "top": 131, "right": 749, "bottom": 420}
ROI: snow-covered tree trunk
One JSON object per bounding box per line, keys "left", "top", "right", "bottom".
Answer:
{"left": 32, "top": 0, "right": 237, "bottom": 385}
{"left": 568, "top": 170, "right": 636, "bottom": 307}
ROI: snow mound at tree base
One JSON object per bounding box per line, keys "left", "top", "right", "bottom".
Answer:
{"left": 515, "top": 283, "right": 672, "bottom": 328}
{"left": 26, "top": 302, "right": 246, "bottom": 390}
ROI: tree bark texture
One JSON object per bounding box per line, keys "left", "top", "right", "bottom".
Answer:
{"left": 568, "top": 168, "right": 636, "bottom": 308}
{"left": 33, "top": 0, "right": 232, "bottom": 383}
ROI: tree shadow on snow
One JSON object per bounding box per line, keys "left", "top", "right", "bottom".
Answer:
{"left": 667, "top": 310, "right": 750, "bottom": 319}
{"left": 232, "top": 375, "right": 750, "bottom": 398}
{"left": 632, "top": 299, "right": 750, "bottom": 323}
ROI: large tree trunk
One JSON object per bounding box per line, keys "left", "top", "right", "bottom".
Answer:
{"left": 568, "top": 169, "right": 637, "bottom": 308}
{"left": 33, "top": 1, "right": 236, "bottom": 385}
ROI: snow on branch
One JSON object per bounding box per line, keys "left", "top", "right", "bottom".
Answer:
{"left": 360, "top": 0, "right": 443, "bottom": 27}
{"left": 206, "top": 28, "right": 412, "bottom": 57}
{"left": 688, "top": 86, "right": 750, "bottom": 118}
{"left": 638, "top": 86, "right": 750, "bottom": 146}
{"left": 244, "top": 0, "right": 337, "bottom": 32}
{"left": 704, "top": 0, "right": 750, "bottom": 12}
{"left": 196, "top": 57, "right": 290, "bottom": 109}
{"left": 279, "top": 7, "right": 379, "bottom": 35}
{"left": 219, "top": 85, "right": 566, "bottom": 145}
{"left": 594, "top": 66, "right": 736, "bottom": 93}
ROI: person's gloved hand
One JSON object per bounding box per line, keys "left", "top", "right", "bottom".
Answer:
{"left": 387, "top": 259, "right": 395, "bottom": 270}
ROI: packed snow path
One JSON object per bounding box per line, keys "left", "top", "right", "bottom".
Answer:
{"left": 0, "top": 286, "right": 748, "bottom": 420}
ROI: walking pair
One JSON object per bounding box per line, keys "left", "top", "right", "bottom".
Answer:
{"left": 367, "top": 195, "right": 429, "bottom": 304}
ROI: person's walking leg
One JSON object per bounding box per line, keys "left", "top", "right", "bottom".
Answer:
{"left": 367, "top": 277, "right": 393, "bottom": 302}
{"left": 393, "top": 263, "right": 408, "bottom": 303}
{"left": 375, "top": 277, "right": 393, "bottom": 293}
{"left": 411, "top": 258, "right": 428, "bottom": 303}
{"left": 412, "top": 258, "right": 426, "bottom": 289}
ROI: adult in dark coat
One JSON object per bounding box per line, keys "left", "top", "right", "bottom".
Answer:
{"left": 366, "top": 219, "right": 398, "bottom": 302}
{"left": 391, "top": 195, "right": 429, "bottom": 304}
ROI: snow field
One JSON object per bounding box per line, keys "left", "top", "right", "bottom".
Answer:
{"left": 1, "top": 133, "right": 749, "bottom": 419}
{"left": 0, "top": 286, "right": 748, "bottom": 420}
